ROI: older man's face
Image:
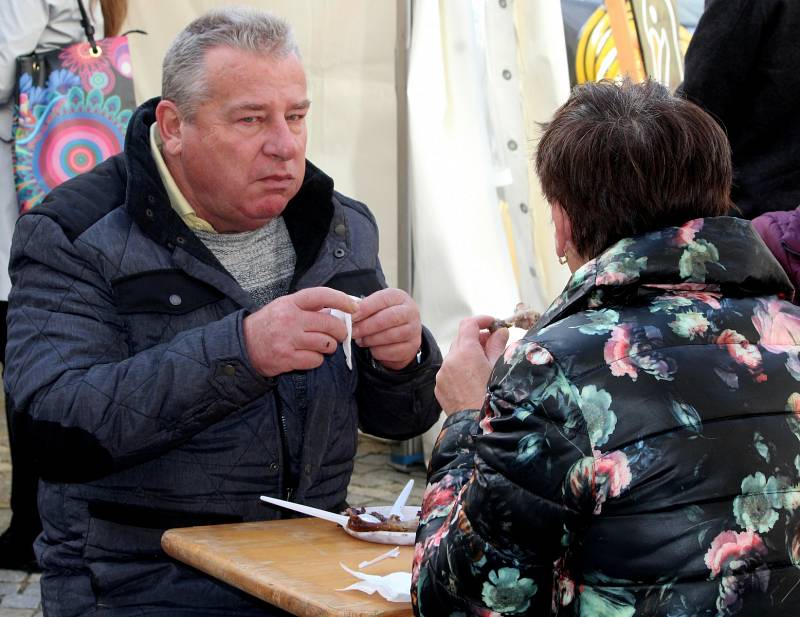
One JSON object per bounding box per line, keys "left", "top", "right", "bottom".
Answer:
{"left": 175, "top": 46, "right": 309, "bottom": 232}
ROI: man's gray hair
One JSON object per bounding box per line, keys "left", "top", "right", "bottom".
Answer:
{"left": 162, "top": 6, "right": 300, "bottom": 119}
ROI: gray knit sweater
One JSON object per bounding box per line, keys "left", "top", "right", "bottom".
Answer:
{"left": 194, "top": 217, "right": 295, "bottom": 308}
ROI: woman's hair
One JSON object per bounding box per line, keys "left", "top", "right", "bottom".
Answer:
{"left": 162, "top": 6, "right": 300, "bottom": 120}
{"left": 535, "top": 79, "right": 733, "bottom": 260}
{"left": 99, "top": 0, "right": 128, "bottom": 38}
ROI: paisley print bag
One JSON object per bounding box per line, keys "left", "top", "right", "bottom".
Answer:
{"left": 11, "top": 0, "right": 136, "bottom": 212}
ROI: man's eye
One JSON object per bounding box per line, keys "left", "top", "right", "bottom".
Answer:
{"left": 287, "top": 114, "right": 305, "bottom": 122}
{"left": 239, "top": 116, "right": 258, "bottom": 124}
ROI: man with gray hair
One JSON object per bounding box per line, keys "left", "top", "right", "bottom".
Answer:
{"left": 4, "top": 7, "right": 441, "bottom": 615}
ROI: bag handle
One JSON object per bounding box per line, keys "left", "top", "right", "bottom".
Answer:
{"left": 76, "top": 0, "right": 100, "bottom": 56}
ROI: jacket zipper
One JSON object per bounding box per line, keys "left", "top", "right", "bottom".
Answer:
{"left": 274, "top": 392, "right": 295, "bottom": 502}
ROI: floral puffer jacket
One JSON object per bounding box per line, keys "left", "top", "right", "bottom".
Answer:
{"left": 413, "top": 217, "right": 800, "bottom": 616}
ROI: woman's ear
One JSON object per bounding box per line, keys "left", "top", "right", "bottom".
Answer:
{"left": 551, "top": 202, "right": 574, "bottom": 260}
{"left": 155, "top": 100, "right": 184, "bottom": 157}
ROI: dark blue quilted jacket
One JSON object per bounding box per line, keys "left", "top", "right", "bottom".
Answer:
{"left": 5, "top": 98, "right": 441, "bottom": 616}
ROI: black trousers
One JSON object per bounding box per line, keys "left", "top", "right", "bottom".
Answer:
{"left": 2, "top": 299, "right": 42, "bottom": 539}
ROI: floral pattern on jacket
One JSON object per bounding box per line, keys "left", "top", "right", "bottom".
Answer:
{"left": 413, "top": 217, "right": 800, "bottom": 616}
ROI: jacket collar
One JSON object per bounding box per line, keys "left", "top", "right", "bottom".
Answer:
{"left": 538, "top": 217, "right": 794, "bottom": 330}
{"left": 123, "top": 97, "right": 334, "bottom": 281}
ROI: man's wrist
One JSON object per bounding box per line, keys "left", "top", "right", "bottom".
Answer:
{"left": 374, "top": 347, "right": 422, "bottom": 372}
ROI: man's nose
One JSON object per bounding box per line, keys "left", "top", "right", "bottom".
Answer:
{"left": 263, "top": 119, "right": 299, "bottom": 160}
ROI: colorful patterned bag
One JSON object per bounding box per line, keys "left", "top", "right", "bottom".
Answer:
{"left": 12, "top": 1, "right": 136, "bottom": 213}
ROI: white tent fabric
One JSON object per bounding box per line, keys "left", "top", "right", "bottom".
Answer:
{"left": 408, "top": 0, "right": 521, "bottom": 351}
{"left": 407, "top": 0, "right": 571, "bottom": 457}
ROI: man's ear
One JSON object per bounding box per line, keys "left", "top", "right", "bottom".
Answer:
{"left": 155, "top": 100, "right": 183, "bottom": 157}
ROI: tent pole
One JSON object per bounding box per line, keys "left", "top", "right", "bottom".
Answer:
{"left": 396, "top": 0, "right": 412, "bottom": 292}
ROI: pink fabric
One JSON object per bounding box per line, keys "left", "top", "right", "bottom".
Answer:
{"left": 752, "top": 208, "right": 800, "bottom": 304}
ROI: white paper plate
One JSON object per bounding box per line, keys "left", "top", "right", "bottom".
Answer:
{"left": 342, "top": 505, "right": 421, "bottom": 546}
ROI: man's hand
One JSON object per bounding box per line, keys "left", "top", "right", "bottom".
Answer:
{"left": 435, "top": 315, "right": 509, "bottom": 415}
{"left": 243, "top": 287, "right": 359, "bottom": 377}
{"left": 352, "top": 288, "right": 422, "bottom": 371}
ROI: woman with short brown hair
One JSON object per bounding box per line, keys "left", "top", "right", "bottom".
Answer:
{"left": 414, "top": 79, "right": 800, "bottom": 616}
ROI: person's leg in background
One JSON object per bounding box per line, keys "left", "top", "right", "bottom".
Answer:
{"left": 0, "top": 299, "right": 41, "bottom": 570}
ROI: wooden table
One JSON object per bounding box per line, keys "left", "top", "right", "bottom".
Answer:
{"left": 162, "top": 517, "right": 414, "bottom": 617}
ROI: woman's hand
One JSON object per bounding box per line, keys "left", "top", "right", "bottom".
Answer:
{"left": 435, "top": 315, "right": 509, "bottom": 415}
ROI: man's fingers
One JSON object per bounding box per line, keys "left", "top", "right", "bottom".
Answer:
{"left": 352, "top": 304, "right": 417, "bottom": 340}
{"left": 356, "top": 324, "right": 418, "bottom": 349}
{"left": 485, "top": 328, "right": 510, "bottom": 366}
{"left": 303, "top": 311, "right": 349, "bottom": 341}
{"left": 473, "top": 314, "right": 499, "bottom": 330}
{"left": 293, "top": 287, "right": 359, "bottom": 313}
{"left": 296, "top": 332, "right": 341, "bottom": 355}
{"left": 352, "top": 288, "right": 408, "bottom": 323}
{"left": 456, "top": 315, "right": 494, "bottom": 344}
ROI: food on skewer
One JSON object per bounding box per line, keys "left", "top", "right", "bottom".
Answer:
{"left": 488, "top": 303, "right": 541, "bottom": 333}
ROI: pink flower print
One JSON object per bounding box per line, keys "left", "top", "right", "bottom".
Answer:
{"left": 524, "top": 342, "right": 553, "bottom": 366}
{"left": 592, "top": 449, "right": 632, "bottom": 514}
{"left": 59, "top": 40, "right": 117, "bottom": 92}
{"left": 604, "top": 324, "right": 638, "bottom": 380}
{"left": 752, "top": 299, "right": 800, "bottom": 379}
{"left": 674, "top": 219, "right": 704, "bottom": 247}
{"left": 420, "top": 475, "right": 459, "bottom": 523}
{"left": 596, "top": 269, "right": 629, "bottom": 286}
{"left": 752, "top": 299, "right": 800, "bottom": 353}
{"left": 684, "top": 291, "right": 722, "bottom": 309}
{"left": 503, "top": 340, "right": 521, "bottom": 364}
{"left": 716, "top": 329, "right": 767, "bottom": 382}
{"left": 59, "top": 41, "right": 108, "bottom": 75}
{"left": 411, "top": 541, "right": 424, "bottom": 588}
{"left": 704, "top": 530, "right": 767, "bottom": 577}
{"left": 423, "top": 498, "right": 458, "bottom": 553}
{"left": 479, "top": 401, "right": 500, "bottom": 435}
{"left": 788, "top": 393, "right": 800, "bottom": 415}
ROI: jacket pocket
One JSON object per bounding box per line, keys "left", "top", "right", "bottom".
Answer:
{"left": 112, "top": 269, "right": 225, "bottom": 315}
{"left": 111, "top": 269, "right": 233, "bottom": 353}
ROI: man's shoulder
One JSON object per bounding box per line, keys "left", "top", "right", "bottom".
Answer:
{"left": 333, "top": 190, "right": 378, "bottom": 230}
{"left": 25, "top": 155, "right": 128, "bottom": 243}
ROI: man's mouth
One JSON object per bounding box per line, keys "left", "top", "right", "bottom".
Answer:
{"left": 258, "top": 174, "right": 294, "bottom": 189}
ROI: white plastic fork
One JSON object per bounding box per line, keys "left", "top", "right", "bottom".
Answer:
{"left": 358, "top": 546, "right": 401, "bottom": 569}
{"left": 388, "top": 479, "right": 414, "bottom": 519}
